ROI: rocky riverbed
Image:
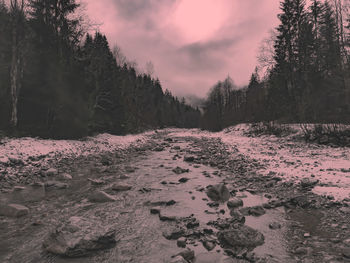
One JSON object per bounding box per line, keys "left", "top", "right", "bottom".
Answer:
{"left": 0, "top": 128, "right": 350, "bottom": 262}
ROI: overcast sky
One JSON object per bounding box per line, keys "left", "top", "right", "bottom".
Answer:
{"left": 83, "top": 0, "right": 281, "bottom": 97}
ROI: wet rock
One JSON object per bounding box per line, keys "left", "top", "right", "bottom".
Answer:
{"left": 269, "top": 222, "right": 281, "bottom": 230}
{"left": 112, "top": 183, "right": 132, "bottom": 191}
{"left": 159, "top": 211, "right": 177, "bottom": 221}
{"left": 206, "top": 184, "right": 230, "bottom": 202}
{"left": 217, "top": 225, "right": 264, "bottom": 250}
{"left": 163, "top": 226, "right": 185, "bottom": 240}
{"left": 227, "top": 198, "right": 244, "bottom": 209}
{"left": 59, "top": 173, "right": 72, "bottom": 180}
{"left": 0, "top": 203, "right": 29, "bottom": 217}
{"left": 46, "top": 168, "right": 58, "bottom": 176}
{"left": 45, "top": 181, "right": 68, "bottom": 189}
{"left": 173, "top": 167, "right": 190, "bottom": 174}
{"left": 184, "top": 155, "right": 195, "bottom": 162}
{"left": 179, "top": 177, "right": 190, "bottom": 183}
{"left": 342, "top": 248, "right": 350, "bottom": 258}
{"left": 88, "top": 178, "right": 105, "bottom": 185}
{"left": 239, "top": 206, "right": 265, "bottom": 217}
{"left": 88, "top": 191, "right": 117, "bottom": 202}
{"left": 177, "top": 237, "right": 187, "bottom": 248}
{"left": 43, "top": 216, "right": 116, "bottom": 257}
{"left": 202, "top": 240, "right": 216, "bottom": 251}
{"left": 169, "top": 256, "right": 187, "bottom": 263}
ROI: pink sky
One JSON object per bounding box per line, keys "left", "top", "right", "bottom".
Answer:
{"left": 83, "top": 0, "right": 281, "bottom": 97}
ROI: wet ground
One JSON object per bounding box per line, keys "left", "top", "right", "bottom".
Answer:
{"left": 0, "top": 132, "right": 349, "bottom": 262}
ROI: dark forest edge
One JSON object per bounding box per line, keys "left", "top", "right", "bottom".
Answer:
{"left": 0, "top": 0, "right": 200, "bottom": 139}
{"left": 201, "top": 0, "right": 350, "bottom": 134}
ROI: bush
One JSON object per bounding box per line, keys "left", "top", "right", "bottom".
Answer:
{"left": 247, "top": 122, "right": 295, "bottom": 137}
{"left": 301, "top": 124, "right": 350, "bottom": 147}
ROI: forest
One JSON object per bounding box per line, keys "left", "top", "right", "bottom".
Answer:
{"left": 202, "top": 0, "right": 350, "bottom": 131}
{"left": 0, "top": 0, "right": 200, "bottom": 139}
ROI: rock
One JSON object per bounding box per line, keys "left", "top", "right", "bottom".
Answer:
{"left": 13, "top": 186, "right": 26, "bottom": 191}
{"left": 154, "top": 146, "right": 164, "bottom": 152}
{"left": 294, "top": 246, "right": 308, "bottom": 255}
{"left": 60, "top": 173, "right": 72, "bottom": 180}
{"left": 184, "top": 156, "right": 195, "bottom": 162}
{"left": 177, "top": 237, "right": 187, "bottom": 248}
{"left": 217, "top": 225, "right": 264, "bottom": 250}
{"left": 46, "top": 168, "right": 58, "bottom": 176}
{"left": 179, "top": 177, "right": 190, "bottom": 183}
{"left": 88, "top": 191, "right": 117, "bottom": 202}
{"left": 300, "top": 178, "right": 319, "bottom": 189}
{"left": 227, "top": 198, "right": 243, "bottom": 209}
{"left": 186, "top": 218, "right": 200, "bottom": 229}
{"left": 206, "top": 184, "right": 230, "bottom": 202}
{"left": 45, "top": 181, "right": 68, "bottom": 189}
{"left": 150, "top": 207, "right": 161, "bottom": 214}
{"left": 0, "top": 204, "right": 29, "bottom": 217}
{"left": 43, "top": 216, "right": 116, "bottom": 257}
{"left": 239, "top": 206, "right": 265, "bottom": 217}
{"left": 170, "top": 256, "right": 187, "bottom": 263}
{"left": 289, "top": 195, "right": 310, "bottom": 208}
{"left": 163, "top": 227, "right": 185, "bottom": 240}
{"left": 173, "top": 167, "right": 189, "bottom": 174}
{"left": 112, "top": 184, "right": 132, "bottom": 191}
{"left": 159, "top": 211, "right": 178, "bottom": 221}
{"left": 202, "top": 240, "right": 216, "bottom": 251}
{"left": 9, "top": 157, "right": 24, "bottom": 166}
{"left": 342, "top": 248, "right": 350, "bottom": 258}
{"left": 229, "top": 210, "right": 245, "bottom": 223}
{"left": 269, "top": 222, "right": 281, "bottom": 230}
{"left": 87, "top": 178, "right": 104, "bottom": 185}
{"left": 175, "top": 249, "right": 195, "bottom": 262}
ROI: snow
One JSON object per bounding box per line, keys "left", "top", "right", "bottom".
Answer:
{"left": 169, "top": 125, "right": 350, "bottom": 201}
{"left": 0, "top": 131, "right": 153, "bottom": 164}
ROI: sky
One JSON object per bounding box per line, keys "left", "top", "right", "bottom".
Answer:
{"left": 83, "top": 0, "right": 281, "bottom": 98}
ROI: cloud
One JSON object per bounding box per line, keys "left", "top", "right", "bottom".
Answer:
{"left": 84, "top": 0, "right": 281, "bottom": 97}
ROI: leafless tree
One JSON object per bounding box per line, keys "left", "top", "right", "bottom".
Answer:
{"left": 257, "top": 29, "right": 277, "bottom": 77}
{"left": 112, "top": 44, "right": 127, "bottom": 67}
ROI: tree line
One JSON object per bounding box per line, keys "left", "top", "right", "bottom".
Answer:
{"left": 202, "top": 0, "right": 350, "bottom": 131}
{"left": 0, "top": 0, "right": 200, "bottom": 139}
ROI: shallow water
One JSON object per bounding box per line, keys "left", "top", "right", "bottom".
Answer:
{"left": 0, "top": 137, "right": 293, "bottom": 263}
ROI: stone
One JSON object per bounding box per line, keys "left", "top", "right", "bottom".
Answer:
{"left": 159, "top": 211, "right": 177, "bottom": 221}
{"left": 172, "top": 167, "right": 189, "bottom": 174}
{"left": 88, "top": 178, "right": 104, "bottom": 185}
{"left": 217, "top": 225, "right": 264, "bottom": 249}
{"left": 88, "top": 191, "right": 117, "bottom": 202}
{"left": 227, "top": 198, "right": 243, "bottom": 209}
{"left": 154, "top": 146, "right": 164, "bottom": 152}
{"left": 176, "top": 249, "right": 195, "bottom": 262}
{"left": 342, "top": 248, "right": 350, "bottom": 258}
{"left": 300, "top": 178, "right": 319, "bottom": 189}
{"left": 170, "top": 256, "right": 187, "bottom": 263}
{"left": 269, "top": 222, "right": 282, "bottom": 230}
{"left": 206, "top": 184, "right": 230, "bottom": 202}
{"left": 150, "top": 207, "right": 161, "bottom": 214}
{"left": 60, "top": 173, "right": 73, "bottom": 180}
{"left": 162, "top": 227, "right": 185, "bottom": 240}
{"left": 43, "top": 216, "right": 116, "bottom": 257}
{"left": 177, "top": 237, "right": 187, "bottom": 248}
{"left": 202, "top": 240, "right": 216, "bottom": 251}
{"left": 45, "top": 181, "right": 68, "bottom": 189}
{"left": 289, "top": 195, "right": 310, "bottom": 208}
{"left": 112, "top": 184, "right": 132, "bottom": 191}
{"left": 179, "top": 177, "right": 190, "bottom": 183}
{"left": 239, "top": 206, "right": 265, "bottom": 217}
{"left": 0, "top": 204, "right": 29, "bottom": 217}
{"left": 46, "top": 168, "right": 58, "bottom": 176}
{"left": 184, "top": 155, "right": 195, "bottom": 162}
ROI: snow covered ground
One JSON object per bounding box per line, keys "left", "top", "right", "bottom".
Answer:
{"left": 169, "top": 125, "right": 350, "bottom": 201}
{"left": 0, "top": 131, "right": 153, "bottom": 165}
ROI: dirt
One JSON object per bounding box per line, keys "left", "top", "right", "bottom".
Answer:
{"left": 0, "top": 130, "right": 350, "bottom": 262}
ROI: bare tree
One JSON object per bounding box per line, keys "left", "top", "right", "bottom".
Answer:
{"left": 257, "top": 29, "right": 277, "bottom": 77}
{"left": 112, "top": 44, "right": 127, "bottom": 66}
{"left": 9, "top": 0, "right": 25, "bottom": 128}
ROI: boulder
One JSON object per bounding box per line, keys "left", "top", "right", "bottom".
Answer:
{"left": 184, "top": 156, "right": 195, "bottom": 162}
{"left": 112, "top": 184, "right": 132, "bottom": 191}
{"left": 0, "top": 204, "right": 29, "bottom": 217}
{"left": 46, "top": 168, "right": 58, "bottom": 176}
{"left": 227, "top": 198, "right": 243, "bottom": 209}
{"left": 162, "top": 226, "right": 185, "bottom": 240}
{"left": 170, "top": 256, "right": 187, "bottom": 263}
{"left": 206, "top": 184, "right": 230, "bottom": 202}
{"left": 43, "top": 216, "right": 116, "bottom": 257}
{"left": 218, "top": 225, "right": 264, "bottom": 250}
{"left": 88, "top": 191, "right": 117, "bottom": 203}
